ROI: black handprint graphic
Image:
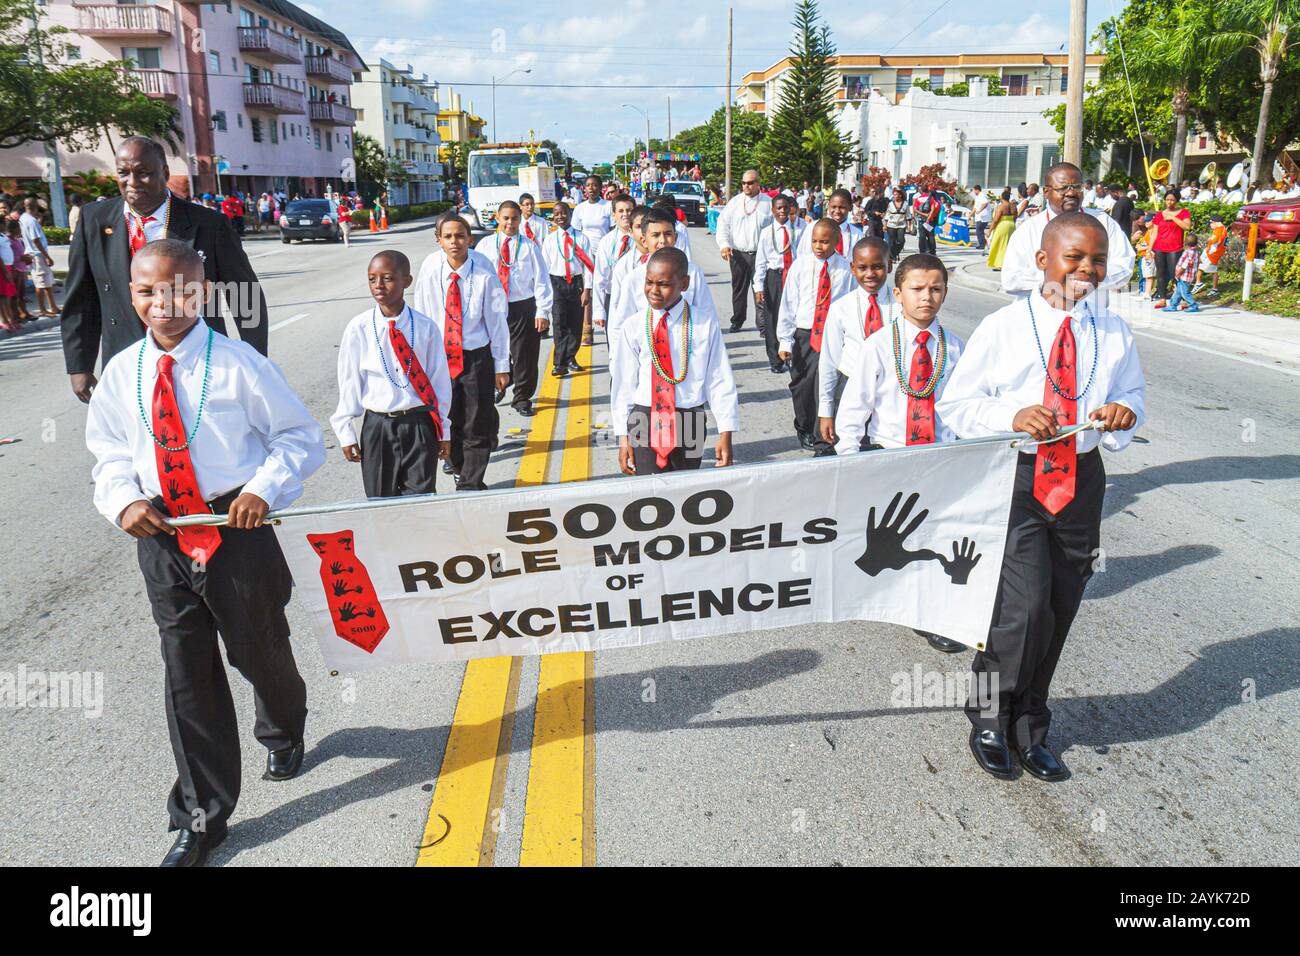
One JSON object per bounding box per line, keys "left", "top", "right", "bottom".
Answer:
{"left": 329, "top": 562, "right": 355, "bottom": 575}
{"left": 331, "top": 579, "right": 365, "bottom": 597}
{"left": 339, "top": 536, "right": 353, "bottom": 552}
{"left": 1041, "top": 448, "right": 1071, "bottom": 476}
{"left": 166, "top": 479, "right": 194, "bottom": 503}
{"left": 337, "top": 601, "right": 376, "bottom": 622}
{"left": 162, "top": 456, "right": 187, "bottom": 474}
{"left": 855, "top": 492, "right": 941, "bottom": 576}
{"left": 158, "top": 407, "right": 173, "bottom": 420}
{"left": 158, "top": 430, "right": 177, "bottom": 446}
{"left": 938, "top": 537, "right": 982, "bottom": 585}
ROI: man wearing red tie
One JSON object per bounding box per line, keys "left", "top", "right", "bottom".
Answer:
{"left": 62, "top": 137, "right": 270, "bottom": 404}
{"left": 938, "top": 214, "right": 1146, "bottom": 782}
{"left": 754, "top": 195, "right": 805, "bottom": 373}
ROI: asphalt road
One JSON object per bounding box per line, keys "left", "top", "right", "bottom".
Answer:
{"left": 1, "top": 221, "right": 1296, "bottom": 866}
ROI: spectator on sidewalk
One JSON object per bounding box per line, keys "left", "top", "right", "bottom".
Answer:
{"left": 1108, "top": 184, "right": 1135, "bottom": 237}
{"left": 19, "top": 198, "right": 58, "bottom": 317}
{"left": 1151, "top": 191, "right": 1192, "bottom": 304}
{"left": 970, "top": 185, "right": 991, "bottom": 250}
{"left": 1165, "top": 233, "right": 1201, "bottom": 313}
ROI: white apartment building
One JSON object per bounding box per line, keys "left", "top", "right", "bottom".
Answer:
{"left": 352, "top": 58, "right": 445, "bottom": 205}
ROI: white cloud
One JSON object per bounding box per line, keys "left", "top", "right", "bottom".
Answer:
{"left": 676, "top": 15, "right": 708, "bottom": 45}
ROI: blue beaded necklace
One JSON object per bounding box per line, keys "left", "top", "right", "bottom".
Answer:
{"left": 371, "top": 305, "right": 415, "bottom": 390}
{"left": 136, "top": 325, "right": 214, "bottom": 453}
{"left": 1028, "top": 296, "right": 1098, "bottom": 403}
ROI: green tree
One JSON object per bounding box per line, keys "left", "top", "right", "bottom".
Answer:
{"left": 801, "top": 120, "right": 838, "bottom": 191}
{"left": 0, "top": 0, "right": 179, "bottom": 150}
{"left": 933, "top": 76, "right": 1006, "bottom": 97}
{"left": 669, "top": 107, "right": 768, "bottom": 184}
{"left": 352, "top": 133, "right": 387, "bottom": 186}
{"left": 758, "top": 0, "right": 857, "bottom": 188}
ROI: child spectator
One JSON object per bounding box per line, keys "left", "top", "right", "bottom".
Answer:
{"left": 1194, "top": 216, "right": 1228, "bottom": 298}
{"left": 1164, "top": 233, "right": 1201, "bottom": 314}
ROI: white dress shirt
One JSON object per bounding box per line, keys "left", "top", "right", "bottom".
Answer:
{"left": 817, "top": 284, "right": 898, "bottom": 418}
{"left": 540, "top": 226, "right": 596, "bottom": 285}
{"left": 410, "top": 249, "right": 512, "bottom": 374}
{"left": 475, "top": 232, "right": 553, "bottom": 315}
{"left": 593, "top": 228, "right": 638, "bottom": 327}
{"left": 754, "top": 218, "right": 806, "bottom": 292}
{"left": 521, "top": 214, "right": 550, "bottom": 244}
{"left": 776, "top": 253, "right": 854, "bottom": 352}
{"left": 999, "top": 206, "right": 1137, "bottom": 296}
{"left": 85, "top": 322, "right": 325, "bottom": 525}
{"left": 124, "top": 190, "right": 172, "bottom": 244}
{"left": 610, "top": 296, "right": 739, "bottom": 436}
{"left": 602, "top": 251, "right": 647, "bottom": 330}
{"left": 608, "top": 259, "right": 718, "bottom": 346}
{"left": 936, "top": 291, "right": 1146, "bottom": 455}
{"left": 330, "top": 305, "right": 453, "bottom": 447}
{"left": 572, "top": 199, "right": 612, "bottom": 245}
{"left": 796, "top": 219, "right": 863, "bottom": 258}
{"left": 716, "top": 192, "right": 773, "bottom": 253}
{"left": 835, "top": 318, "right": 965, "bottom": 452}
{"left": 674, "top": 220, "right": 693, "bottom": 261}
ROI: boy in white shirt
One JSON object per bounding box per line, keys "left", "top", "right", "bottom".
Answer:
{"left": 475, "top": 201, "right": 552, "bottom": 415}
{"left": 518, "top": 193, "right": 550, "bottom": 244}
{"left": 796, "top": 188, "right": 863, "bottom": 257}
{"left": 538, "top": 200, "right": 595, "bottom": 378}
{"left": 84, "top": 239, "right": 325, "bottom": 866}
{"left": 937, "top": 213, "right": 1146, "bottom": 782}
{"left": 608, "top": 208, "right": 717, "bottom": 348}
{"left": 754, "top": 194, "right": 805, "bottom": 373}
{"left": 611, "top": 247, "right": 738, "bottom": 474}
{"left": 593, "top": 194, "right": 638, "bottom": 334}
{"left": 777, "top": 219, "right": 854, "bottom": 454}
{"left": 599, "top": 205, "right": 651, "bottom": 336}
{"left": 652, "top": 195, "right": 693, "bottom": 261}
{"left": 332, "top": 251, "right": 452, "bottom": 497}
{"left": 411, "top": 213, "right": 511, "bottom": 490}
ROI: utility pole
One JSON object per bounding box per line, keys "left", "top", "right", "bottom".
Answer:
{"left": 724, "top": 4, "right": 733, "bottom": 198}
{"left": 1063, "top": 0, "right": 1087, "bottom": 167}
{"left": 28, "top": 1, "right": 68, "bottom": 228}
{"left": 667, "top": 96, "right": 672, "bottom": 144}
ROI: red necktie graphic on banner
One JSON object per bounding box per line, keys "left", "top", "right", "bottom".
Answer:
{"left": 443, "top": 270, "right": 464, "bottom": 379}
{"left": 1035, "top": 316, "right": 1078, "bottom": 513}
{"left": 782, "top": 226, "right": 792, "bottom": 284}
{"left": 129, "top": 215, "right": 155, "bottom": 256}
{"left": 387, "top": 319, "right": 444, "bottom": 440}
{"left": 151, "top": 354, "right": 222, "bottom": 564}
{"left": 906, "top": 330, "right": 936, "bottom": 445}
{"left": 307, "top": 531, "right": 390, "bottom": 653}
{"left": 497, "top": 236, "right": 511, "bottom": 293}
{"left": 864, "top": 292, "right": 883, "bottom": 337}
{"left": 809, "top": 261, "right": 832, "bottom": 352}
{"left": 649, "top": 311, "right": 678, "bottom": 468}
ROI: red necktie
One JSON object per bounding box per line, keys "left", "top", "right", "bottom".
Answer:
{"left": 781, "top": 226, "right": 792, "bottom": 284}
{"left": 809, "top": 261, "right": 832, "bottom": 352}
{"left": 906, "top": 331, "right": 936, "bottom": 445}
{"left": 307, "top": 531, "right": 390, "bottom": 653}
{"left": 1034, "top": 316, "right": 1077, "bottom": 514}
{"left": 387, "top": 319, "right": 443, "bottom": 440}
{"left": 618, "top": 234, "right": 630, "bottom": 258}
{"left": 524, "top": 221, "right": 535, "bottom": 241}
{"left": 864, "top": 293, "right": 882, "bottom": 337}
{"left": 129, "top": 215, "right": 155, "bottom": 256}
{"left": 565, "top": 230, "right": 595, "bottom": 280}
{"left": 443, "top": 271, "right": 464, "bottom": 380}
{"left": 835, "top": 229, "right": 844, "bottom": 255}
{"left": 497, "top": 236, "right": 511, "bottom": 293}
{"left": 649, "top": 311, "right": 677, "bottom": 468}
{"left": 151, "top": 354, "right": 221, "bottom": 563}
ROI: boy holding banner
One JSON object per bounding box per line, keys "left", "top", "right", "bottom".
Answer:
{"left": 777, "top": 219, "right": 854, "bottom": 454}
{"left": 84, "top": 239, "right": 325, "bottom": 866}
{"left": 611, "top": 247, "right": 738, "bottom": 475}
{"left": 937, "top": 213, "right": 1146, "bottom": 782}
{"left": 331, "top": 251, "right": 453, "bottom": 497}
{"left": 539, "top": 200, "right": 595, "bottom": 378}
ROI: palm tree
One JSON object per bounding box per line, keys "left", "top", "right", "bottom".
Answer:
{"left": 1210, "top": 0, "right": 1300, "bottom": 185}
{"left": 1131, "top": 2, "right": 1216, "bottom": 184}
{"left": 801, "top": 120, "right": 838, "bottom": 192}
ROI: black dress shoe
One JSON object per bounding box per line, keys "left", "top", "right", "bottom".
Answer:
{"left": 969, "top": 728, "right": 1016, "bottom": 779}
{"left": 769, "top": 364, "right": 785, "bottom": 373}
{"left": 797, "top": 431, "right": 815, "bottom": 450}
{"left": 915, "top": 630, "right": 968, "bottom": 653}
{"left": 160, "top": 828, "right": 225, "bottom": 867}
{"left": 728, "top": 322, "right": 744, "bottom": 333}
{"left": 568, "top": 360, "right": 584, "bottom": 372}
{"left": 442, "top": 460, "right": 454, "bottom": 475}
{"left": 551, "top": 366, "right": 568, "bottom": 378}
{"left": 514, "top": 401, "right": 535, "bottom": 417}
{"left": 494, "top": 387, "right": 508, "bottom": 405}
{"left": 264, "top": 741, "right": 304, "bottom": 781}
{"left": 1017, "top": 744, "right": 1070, "bottom": 781}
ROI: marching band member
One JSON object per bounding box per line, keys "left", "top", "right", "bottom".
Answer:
{"left": 754, "top": 193, "right": 805, "bottom": 373}
{"left": 84, "top": 239, "right": 324, "bottom": 866}
{"left": 938, "top": 213, "right": 1146, "bottom": 781}
{"left": 611, "top": 247, "right": 738, "bottom": 474}
{"left": 332, "top": 251, "right": 452, "bottom": 497}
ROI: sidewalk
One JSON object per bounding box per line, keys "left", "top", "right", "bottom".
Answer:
{"left": 944, "top": 245, "right": 1300, "bottom": 368}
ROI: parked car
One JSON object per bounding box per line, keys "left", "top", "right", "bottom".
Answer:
{"left": 661, "top": 181, "right": 708, "bottom": 224}
{"left": 279, "top": 198, "right": 341, "bottom": 243}
{"left": 1233, "top": 197, "right": 1300, "bottom": 244}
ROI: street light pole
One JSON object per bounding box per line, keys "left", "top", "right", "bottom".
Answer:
{"left": 28, "top": 1, "right": 68, "bottom": 227}
{"left": 621, "top": 103, "right": 651, "bottom": 160}
{"left": 491, "top": 68, "right": 532, "bottom": 142}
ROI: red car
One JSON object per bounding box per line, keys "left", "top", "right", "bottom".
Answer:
{"left": 1233, "top": 197, "right": 1300, "bottom": 243}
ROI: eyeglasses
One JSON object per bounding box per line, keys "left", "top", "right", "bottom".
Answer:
{"left": 1049, "top": 183, "right": 1085, "bottom": 194}
{"left": 742, "top": 179, "right": 759, "bottom": 186}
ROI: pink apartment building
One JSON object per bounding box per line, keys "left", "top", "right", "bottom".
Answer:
{"left": 4, "top": 0, "right": 366, "bottom": 199}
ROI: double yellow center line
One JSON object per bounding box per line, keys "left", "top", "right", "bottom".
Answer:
{"left": 416, "top": 341, "right": 595, "bottom": 867}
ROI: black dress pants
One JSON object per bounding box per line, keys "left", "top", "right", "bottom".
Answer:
{"left": 550, "top": 275, "right": 584, "bottom": 369}
{"left": 628, "top": 404, "right": 708, "bottom": 473}
{"left": 450, "top": 345, "right": 498, "bottom": 490}
{"left": 506, "top": 296, "right": 540, "bottom": 409}
{"left": 727, "top": 250, "right": 756, "bottom": 329}
{"left": 360, "top": 408, "right": 440, "bottom": 498}
{"left": 760, "top": 269, "right": 786, "bottom": 370}
{"left": 137, "top": 489, "right": 305, "bottom": 839}
{"left": 966, "top": 449, "right": 1105, "bottom": 747}
{"left": 789, "top": 328, "right": 832, "bottom": 453}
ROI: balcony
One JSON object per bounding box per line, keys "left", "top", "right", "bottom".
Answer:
{"left": 392, "top": 122, "right": 433, "bottom": 144}
{"left": 237, "top": 26, "right": 302, "bottom": 64}
{"left": 305, "top": 55, "right": 353, "bottom": 84}
{"left": 308, "top": 101, "right": 357, "bottom": 126}
{"left": 127, "top": 68, "right": 178, "bottom": 99}
{"left": 243, "top": 82, "right": 305, "bottom": 114}
{"left": 388, "top": 84, "right": 413, "bottom": 105}
{"left": 77, "top": 3, "right": 173, "bottom": 37}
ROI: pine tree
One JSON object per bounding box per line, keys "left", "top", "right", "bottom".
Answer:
{"left": 758, "top": 0, "right": 857, "bottom": 187}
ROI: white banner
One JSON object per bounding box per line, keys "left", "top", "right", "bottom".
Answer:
{"left": 273, "top": 439, "right": 1020, "bottom": 672}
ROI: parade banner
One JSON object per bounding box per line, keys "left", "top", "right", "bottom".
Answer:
{"left": 272, "top": 438, "right": 1020, "bottom": 672}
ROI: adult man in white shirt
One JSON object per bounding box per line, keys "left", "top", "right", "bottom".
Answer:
{"left": 1000, "top": 162, "right": 1135, "bottom": 299}
{"left": 716, "top": 168, "right": 773, "bottom": 334}
{"left": 970, "top": 186, "right": 991, "bottom": 250}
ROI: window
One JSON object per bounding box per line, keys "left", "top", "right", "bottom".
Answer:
{"left": 212, "top": 110, "right": 228, "bottom": 132}
{"left": 239, "top": 7, "right": 255, "bottom": 27}
{"left": 208, "top": 51, "right": 220, "bottom": 73}
{"left": 1008, "top": 145, "right": 1028, "bottom": 185}
{"left": 1005, "top": 73, "right": 1028, "bottom": 96}
{"left": 231, "top": 56, "right": 237, "bottom": 71}
{"left": 270, "top": 120, "right": 278, "bottom": 144}
{"left": 1059, "top": 67, "right": 1068, "bottom": 94}
{"left": 122, "top": 47, "right": 162, "bottom": 69}
{"left": 251, "top": 117, "right": 263, "bottom": 143}
{"left": 66, "top": 44, "right": 81, "bottom": 61}
{"left": 843, "top": 73, "right": 872, "bottom": 99}
{"left": 967, "top": 146, "right": 987, "bottom": 186}
{"left": 894, "top": 71, "right": 912, "bottom": 96}
{"left": 314, "top": 127, "right": 321, "bottom": 149}
{"left": 325, "top": 133, "right": 332, "bottom": 152}
{"left": 929, "top": 69, "right": 944, "bottom": 92}
{"left": 1040, "top": 144, "right": 1061, "bottom": 183}
{"left": 282, "top": 121, "right": 287, "bottom": 139}
{"left": 246, "top": 63, "right": 258, "bottom": 84}
{"left": 237, "top": 113, "right": 243, "bottom": 129}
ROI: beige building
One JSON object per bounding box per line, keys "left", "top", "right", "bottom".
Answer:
{"left": 352, "top": 57, "right": 445, "bottom": 204}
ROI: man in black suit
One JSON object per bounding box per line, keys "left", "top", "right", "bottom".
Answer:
{"left": 62, "top": 136, "right": 270, "bottom": 402}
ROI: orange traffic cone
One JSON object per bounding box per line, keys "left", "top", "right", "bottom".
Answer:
{"left": 380, "top": 208, "right": 389, "bottom": 230}
{"left": 368, "top": 209, "right": 378, "bottom": 232}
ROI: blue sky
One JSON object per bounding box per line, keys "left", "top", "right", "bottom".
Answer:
{"left": 301, "top": 0, "right": 1109, "bottom": 165}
